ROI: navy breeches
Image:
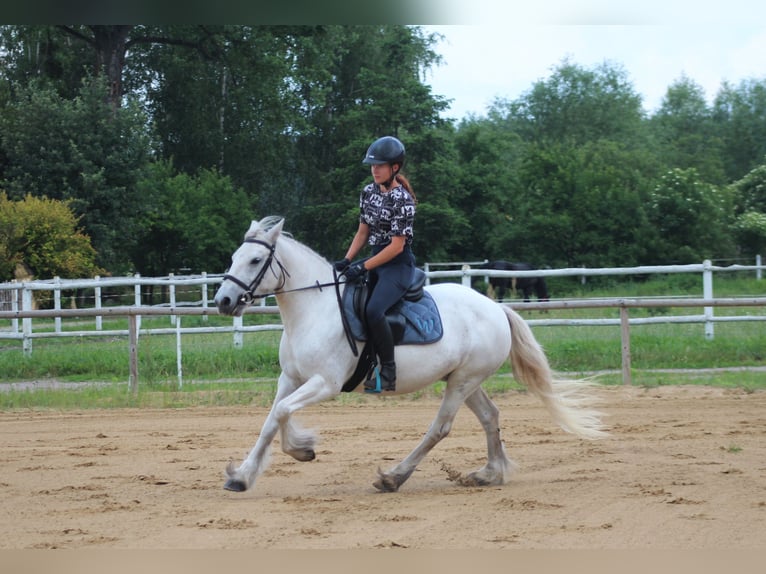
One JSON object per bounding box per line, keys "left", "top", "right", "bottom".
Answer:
{"left": 365, "top": 247, "right": 415, "bottom": 325}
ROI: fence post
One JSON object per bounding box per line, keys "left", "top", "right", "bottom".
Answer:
{"left": 22, "top": 285, "right": 33, "bottom": 356}
{"left": 620, "top": 307, "right": 632, "bottom": 386}
{"left": 461, "top": 264, "right": 471, "bottom": 288}
{"left": 201, "top": 272, "right": 209, "bottom": 322}
{"left": 128, "top": 313, "right": 138, "bottom": 394}
{"left": 233, "top": 315, "right": 244, "bottom": 349}
{"left": 53, "top": 276, "right": 62, "bottom": 333}
{"left": 176, "top": 314, "right": 183, "bottom": 388}
{"left": 134, "top": 274, "right": 142, "bottom": 335}
{"left": 424, "top": 262, "right": 431, "bottom": 285}
{"left": 11, "top": 280, "right": 19, "bottom": 334}
{"left": 703, "top": 259, "right": 714, "bottom": 340}
{"left": 94, "top": 275, "right": 102, "bottom": 331}
{"left": 169, "top": 273, "right": 176, "bottom": 325}
{"left": 757, "top": 254, "right": 762, "bottom": 281}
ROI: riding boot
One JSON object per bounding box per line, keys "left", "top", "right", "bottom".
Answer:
{"left": 365, "top": 318, "right": 396, "bottom": 392}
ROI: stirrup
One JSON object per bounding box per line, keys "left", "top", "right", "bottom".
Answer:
{"left": 364, "top": 366, "right": 395, "bottom": 393}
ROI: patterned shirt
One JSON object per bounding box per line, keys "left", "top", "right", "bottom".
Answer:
{"left": 359, "top": 183, "right": 416, "bottom": 247}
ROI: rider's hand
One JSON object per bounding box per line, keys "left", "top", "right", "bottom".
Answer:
{"left": 333, "top": 258, "right": 350, "bottom": 273}
{"left": 343, "top": 261, "right": 366, "bottom": 281}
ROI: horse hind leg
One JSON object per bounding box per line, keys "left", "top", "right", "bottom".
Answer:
{"left": 460, "top": 387, "right": 517, "bottom": 486}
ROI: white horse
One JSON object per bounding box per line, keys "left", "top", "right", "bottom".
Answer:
{"left": 214, "top": 216, "right": 607, "bottom": 493}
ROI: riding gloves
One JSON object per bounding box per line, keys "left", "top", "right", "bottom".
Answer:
{"left": 343, "top": 261, "right": 366, "bottom": 281}
{"left": 333, "top": 258, "right": 350, "bottom": 273}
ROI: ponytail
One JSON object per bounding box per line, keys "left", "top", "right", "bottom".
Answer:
{"left": 395, "top": 173, "right": 417, "bottom": 204}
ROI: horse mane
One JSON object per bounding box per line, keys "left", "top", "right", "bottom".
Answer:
{"left": 246, "top": 216, "right": 329, "bottom": 266}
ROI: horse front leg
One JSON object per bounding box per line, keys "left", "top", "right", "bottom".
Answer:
{"left": 224, "top": 372, "right": 340, "bottom": 492}
{"left": 223, "top": 372, "right": 299, "bottom": 492}
{"left": 276, "top": 373, "right": 341, "bottom": 462}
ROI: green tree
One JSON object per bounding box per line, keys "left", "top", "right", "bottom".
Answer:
{"left": 729, "top": 162, "right": 766, "bottom": 256}
{"left": 649, "top": 75, "right": 725, "bottom": 184}
{"left": 0, "top": 25, "right": 226, "bottom": 109}
{"left": 496, "top": 58, "right": 645, "bottom": 146}
{"left": 0, "top": 192, "right": 102, "bottom": 280}
{"left": 712, "top": 79, "right": 766, "bottom": 182}
{"left": 647, "top": 168, "right": 736, "bottom": 263}
{"left": 480, "top": 59, "right": 655, "bottom": 267}
{"left": 278, "top": 25, "right": 454, "bottom": 261}
{"left": 735, "top": 211, "right": 766, "bottom": 257}
{"left": 130, "top": 160, "right": 253, "bottom": 277}
{"left": 516, "top": 140, "right": 654, "bottom": 267}
{"left": 0, "top": 78, "right": 153, "bottom": 272}
{"left": 451, "top": 116, "right": 524, "bottom": 260}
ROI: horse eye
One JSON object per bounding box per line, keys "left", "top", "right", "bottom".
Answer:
{"left": 250, "top": 257, "right": 261, "bottom": 265}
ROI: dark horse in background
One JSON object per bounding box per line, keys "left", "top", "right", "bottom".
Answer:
{"left": 481, "top": 261, "right": 550, "bottom": 303}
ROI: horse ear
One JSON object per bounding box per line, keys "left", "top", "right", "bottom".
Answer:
{"left": 265, "top": 218, "right": 285, "bottom": 242}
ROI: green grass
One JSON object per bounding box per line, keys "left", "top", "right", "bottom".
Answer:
{"left": 1, "top": 274, "right": 764, "bottom": 409}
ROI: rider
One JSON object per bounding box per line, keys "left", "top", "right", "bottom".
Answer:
{"left": 334, "top": 136, "right": 417, "bottom": 392}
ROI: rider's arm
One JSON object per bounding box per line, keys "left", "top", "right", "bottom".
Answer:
{"left": 343, "top": 222, "right": 370, "bottom": 261}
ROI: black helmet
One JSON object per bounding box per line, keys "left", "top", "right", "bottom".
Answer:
{"left": 362, "top": 136, "right": 405, "bottom": 167}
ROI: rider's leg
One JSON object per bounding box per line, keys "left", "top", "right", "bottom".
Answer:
{"left": 366, "top": 316, "right": 396, "bottom": 391}
{"left": 363, "top": 258, "right": 412, "bottom": 392}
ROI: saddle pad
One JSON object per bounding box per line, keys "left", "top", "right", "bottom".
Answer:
{"left": 343, "top": 287, "right": 443, "bottom": 345}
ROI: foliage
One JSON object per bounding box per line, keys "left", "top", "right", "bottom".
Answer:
{"left": 649, "top": 75, "right": 726, "bottom": 184}
{"left": 129, "top": 160, "right": 253, "bottom": 275}
{"left": 0, "top": 192, "right": 102, "bottom": 280}
{"left": 496, "top": 58, "right": 644, "bottom": 146}
{"left": 0, "top": 77, "right": 153, "bottom": 272}
{"left": 734, "top": 211, "right": 766, "bottom": 257}
{"left": 647, "top": 168, "right": 735, "bottom": 263}
{"left": 713, "top": 79, "right": 766, "bottom": 181}
{"left": 515, "top": 139, "right": 656, "bottom": 267}
{"left": 2, "top": 26, "right": 766, "bottom": 275}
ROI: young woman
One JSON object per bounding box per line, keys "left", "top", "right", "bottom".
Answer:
{"left": 334, "top": 136, "right": 417, "bottom": 392}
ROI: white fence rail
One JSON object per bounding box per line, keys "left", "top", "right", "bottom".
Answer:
{"left": 1, "top": 259, "right": 764, "bottom": 388}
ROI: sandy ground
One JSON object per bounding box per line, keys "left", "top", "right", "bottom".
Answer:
{"left": 0, "top": 385, "right": 764, "bottom": 550}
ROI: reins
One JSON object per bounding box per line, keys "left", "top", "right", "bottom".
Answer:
{"left": 221, "top": 237, "right": 359, "bottom": 356}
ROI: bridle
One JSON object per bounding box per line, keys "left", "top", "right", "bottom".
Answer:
{"left": 221, "top": 237, "right": 359, "bottom": 355}
{"left": 221, "top": 236, "right": 359, "bottom": 356}
{"left": 222, "top": 238, "right": 289, "bottom": 307}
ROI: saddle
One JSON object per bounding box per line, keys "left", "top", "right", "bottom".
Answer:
{"left": 340, "top": 268, "right": 443, "bottom": 392}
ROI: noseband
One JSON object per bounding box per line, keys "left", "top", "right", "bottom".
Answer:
{"left": 222, "top": 238, "right": 289, "bottom": 306}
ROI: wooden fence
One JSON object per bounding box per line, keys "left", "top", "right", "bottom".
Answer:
{"left": 1, "top": 259, "right": 764, "bottom": 388}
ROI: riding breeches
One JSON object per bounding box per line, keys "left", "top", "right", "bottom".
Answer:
{"left": 364, "top": 246, "right": 415, "bottom": 325}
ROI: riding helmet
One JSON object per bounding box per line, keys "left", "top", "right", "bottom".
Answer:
{"left": 362, "top": 136, "right": 405, "bottom": 167}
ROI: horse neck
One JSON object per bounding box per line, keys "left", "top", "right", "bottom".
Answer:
{"left": 273, "top": 237, "right": 336, "bottom": 328}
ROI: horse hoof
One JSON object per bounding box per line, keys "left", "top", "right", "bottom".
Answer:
{"left": 373, "top": 475, "right": 400, "bottom": 493}
{"left": 290, "top": 449, "right": 315, "bottom": 462}
{"left": 223, "top": 478, "right": 248, "bottom": 492}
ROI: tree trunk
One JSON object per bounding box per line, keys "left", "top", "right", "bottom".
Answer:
{"left": 89, "top": 25, "right": 134, "bottom": 109}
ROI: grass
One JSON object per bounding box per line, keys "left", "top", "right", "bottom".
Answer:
{"left": 0, "top": 274, "right": 764, "bottom": 409}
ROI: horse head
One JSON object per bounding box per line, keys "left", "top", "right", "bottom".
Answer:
{"left": 214, "top": 217, "right": 287, "bottom": 316}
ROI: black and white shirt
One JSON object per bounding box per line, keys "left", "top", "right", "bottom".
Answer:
{"left": 359, "top": 183, "right": 415, "bottom": 247}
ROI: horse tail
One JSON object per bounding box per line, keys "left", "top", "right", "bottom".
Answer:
{"left": 503, "top": 305, "right": 608, "bottom": 440}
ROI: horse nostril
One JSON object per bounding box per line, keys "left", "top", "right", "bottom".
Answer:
{"left": 219, "top": 296, "right": 231, "bottom": 309}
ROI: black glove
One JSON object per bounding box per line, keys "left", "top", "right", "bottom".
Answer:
{"left": 343, "top": 261, "right": 366, "bottom": 281}
{"left": 333, "top": 258, "right": 350, "bottom": 273}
